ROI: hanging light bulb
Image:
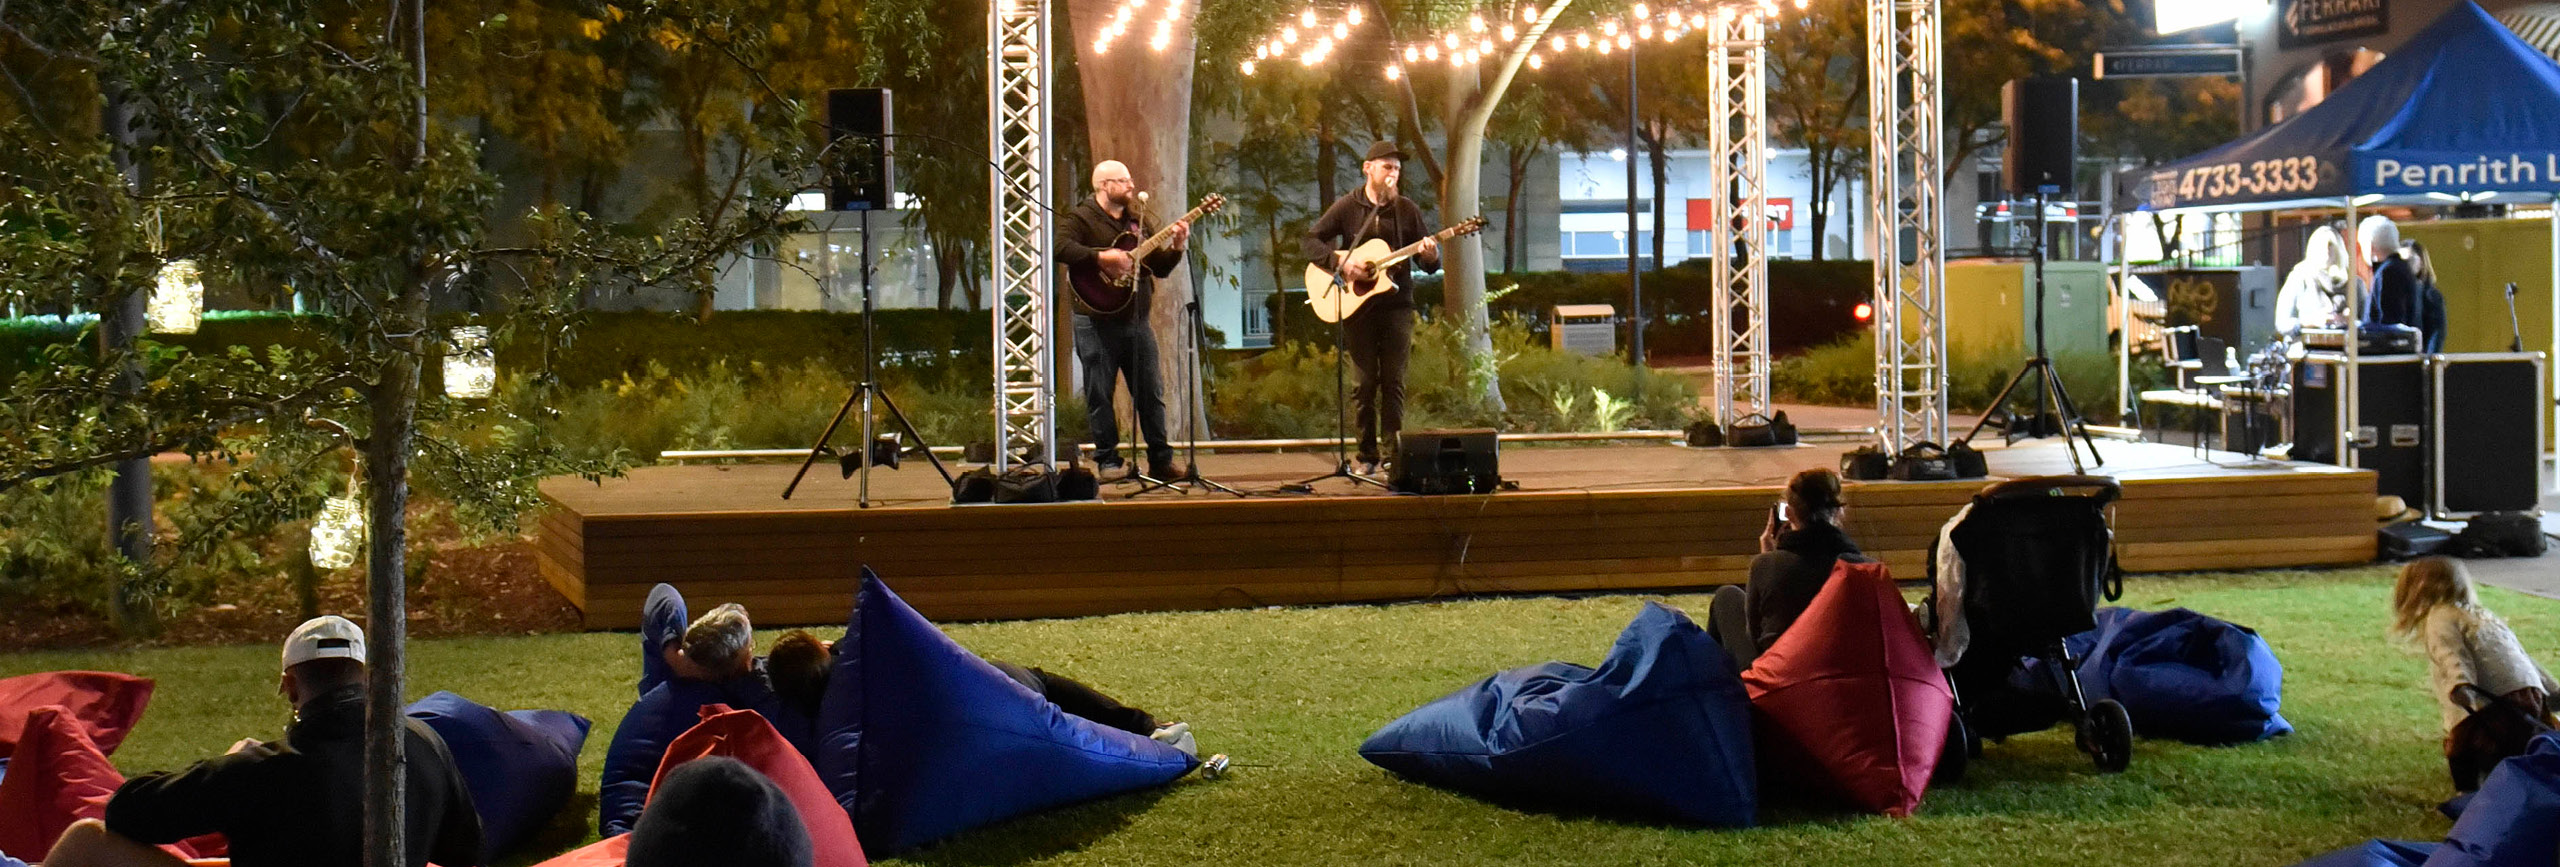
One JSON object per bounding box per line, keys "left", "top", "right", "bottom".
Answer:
{"left": 1479, "top": 37, "right": 1493, "bottom": 54}
{"left": 1332, "top": 21, "right": 1348, "bottom": 39}
{"left": 308, "top": 476, "right": 365, "bottom": 572}
{"left": 1597, "top": 39, "right": 1612, "bottom": 54}
{"left": 1385, "top": 63, "right": 1402, "bottom": 80}
{"left": 1550, "top": 33, "right": 1565, "bottom": 51}
{"left": 1404, "top": 44, "right": 1420, "bottom": 61}
{"left": 1528, "top": 52, "right": 1545, "bottom": 69}
{"left": 1424, "top": 42, "right": 1439, "bottom": 60}
{"left": 147, "top": 259, "right": 203, "bottom": 335}
{"left": 1574, "top": 31, "right": 1591, "bottom": 48}
{"left": 1444, "top": 32, "right": 1460, "bottom": 48}
{"left": 1500, "top": 24, "right": 1517, "bottom": 42}
{"left": 443, "top": 325, "right": 497, "bottom": 399}
{"left": 1283, "top": 27, "right": 1299, "bottom": 44}
{"left": 1299, "top": 8, "right": 1316, "bottom": 27}
{"left": 1634, "top": 3, "right": 1650, "bottom": 18}
{"left": 1601, "top": 19, "right": 1617, "bottom": 36}
{"left": 1637, "top": 22, "right": 1653, "bottom": 40}
{"left": 1347, "top": 7, "right": 1363, "bottom": 26}
{"left": 1522, "top": 3, "right": 1540, "bottom": 22}
{"left": 1468, "top": 14, "right": 1486, "bottom": 32}
{"left": 1693, "top": 11, "right": 1708, "bottom": 27}
{"left": 1241, "top": 59, "right": 1258, "bottom": 74}
{"left": 1616, "top": 32, "right": 1631, "bottom": 49}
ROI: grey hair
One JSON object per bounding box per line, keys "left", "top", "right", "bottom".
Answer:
{"left": 2357, "top": 215, "right": 2400, "bottom": 262}
{"left": 681, "top": 603, "right": 754, "bottom": 674}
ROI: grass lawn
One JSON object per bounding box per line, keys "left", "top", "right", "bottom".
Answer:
{"left": 4, "top": 564, "right": 2552, "bottom": 866}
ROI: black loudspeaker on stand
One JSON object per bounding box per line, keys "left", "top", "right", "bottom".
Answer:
{"left": 826, "top": 88, "right": 895, "bottom": 212}
{"left": 786, "top": 89, "right": 954, "bottom": 506}
{"left": 1962, "top": 77, "right": 2103, "bottom": 473}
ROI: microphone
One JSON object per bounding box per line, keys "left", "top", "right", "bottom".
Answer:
{"left": 1136, "top": 190, "right": 1151, "bottom": 204}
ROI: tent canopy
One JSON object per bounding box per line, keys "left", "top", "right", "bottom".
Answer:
{"left": 2128, "top": 2, "right": 2560, "bottom": 211}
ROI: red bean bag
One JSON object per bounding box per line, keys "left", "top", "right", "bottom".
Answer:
{"left": 1740, "top": 560, "right": 1952, "bottom": 816}
{"left": 530, "top": 834, "right": 630, "bottom": 867}
{"left": 0, "top": 706, "right": 222, "bottom": 860}
{"left": 0, "top": 671, "right": 154, "bottom": 758}
{"left": 653, "top": 705, "right": 866, "bottom": 867}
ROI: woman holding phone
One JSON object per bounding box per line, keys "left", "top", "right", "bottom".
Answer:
{"left": 1707, "top": 467, "right": 1867, "bottom": 670}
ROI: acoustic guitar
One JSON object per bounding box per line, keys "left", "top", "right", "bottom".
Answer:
{"left": 1303, "top": 216, "right": 1488, "bottom": 323}
{"left": 1066, "top": 193, "right": 1226, "bottom": 316}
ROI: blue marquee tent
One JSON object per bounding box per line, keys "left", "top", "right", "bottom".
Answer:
{"left": 2126, "top": 1, "right": 2560, "bottom": 212}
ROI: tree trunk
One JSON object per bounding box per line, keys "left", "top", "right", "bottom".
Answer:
{"left": 1809, "top": 152, "right": 1830, "bottom": 260}
{"left": 368, "top": 7, "right": 425, "bottom": 867}
{"left": 935, "top": 238, "right": 957, "bottom": 310}
{"left": 1317, "top": 115, "right": 1337, "bottom": 206}
{"left": 1647, "top": 125, "right": 1668, "bottom": 270}
{"left": 99, "top": 85, "right": 153, "bottom": 628}
{"left": 1504, "top": 145, "right": 1530, "bottom": 273}
{"left": 1068, "top": 0, "right": 1201, "bottom": 441}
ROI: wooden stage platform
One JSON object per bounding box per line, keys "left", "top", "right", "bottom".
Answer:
{"left": 536, "top": 440, "right": 2378, "bottom": 629}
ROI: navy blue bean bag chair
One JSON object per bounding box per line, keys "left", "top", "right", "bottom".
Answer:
{"left": 404, "top": 691, "right": 592, "bottom": 861}
{"left": 1359, "top": 601, "right": 1756, "bottom": 827}
{"left": 2026, "top": 607, "right": 2292, "bottom": 744}
{"left": 814, "top": 570, "right": 1196, "bottom": 855}
{"left": 2291, "top": 840, "right": 2439, "bottom": 867}
{"left": 599, "top": 675, "right": 787, "bottom": 836}
{"left": 2428, "top": 732, "right": 2560, "bottom": 867}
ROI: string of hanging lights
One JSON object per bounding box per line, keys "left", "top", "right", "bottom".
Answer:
{"left": 1230, "top": 0, "right": 1803, "bottom": 78}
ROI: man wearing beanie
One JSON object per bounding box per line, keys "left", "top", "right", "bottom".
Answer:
{"left": 44, "top": 615, "right": 483, "bottom": 867}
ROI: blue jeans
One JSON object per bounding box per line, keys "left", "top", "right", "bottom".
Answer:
{"left": 1073, "top": 313, "right": 1173, "bottom": 470}
{"left": 640, "top": 583, "right": 688, "bottom": 696}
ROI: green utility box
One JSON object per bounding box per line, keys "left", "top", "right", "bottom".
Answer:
{"left": 1946, "top": 258, "right": 2113, "bottom": 362}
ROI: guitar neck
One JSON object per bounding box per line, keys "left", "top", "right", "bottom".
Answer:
{"left": 1369, "top": 224, "right": 1471, "bottom": 269}
{"left": 1128, "top": 201, "right": 1215, "bottom": 260}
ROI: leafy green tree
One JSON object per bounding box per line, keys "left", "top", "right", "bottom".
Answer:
{"left": 0, "top": 4, "right": 810, "bottom": 865}
{"left": 1766, "top": 0, "right": 1866, "bottom": 260}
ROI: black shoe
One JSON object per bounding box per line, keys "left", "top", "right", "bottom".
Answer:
{"left": 1092, "top": 455, "right": 1126, "bottom": 473}
{"left": 1356, "top": 459, "right": 1383, "bottom": 477}
{"left": 1148, "top": 463, "right": 1179, "bottom": 481}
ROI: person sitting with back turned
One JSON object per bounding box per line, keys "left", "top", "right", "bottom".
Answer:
{"left": 1706, "top": 468, "right": 1868, "bottom": 670}
{"left": 600, "top": 591, "right": 788, "bottom": 837}
{"left": 42, "top": 616, "right": 483, "bottom": 867}
{"left": 2357, "top": 215, "right": 2424, "bottom": 334}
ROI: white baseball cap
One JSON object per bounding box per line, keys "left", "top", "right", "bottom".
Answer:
{"left": 282, "top": 615, "right": 368, "bottom": 671}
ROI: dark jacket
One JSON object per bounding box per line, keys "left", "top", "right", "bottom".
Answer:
{"left": 2363, "top": 254, "right": 2424, "bottom": 333}
{"left": 2419, "top": 277, "right": 2447, "bottom": 353}
{"left": 104, "top": 683, "right": 484, "bottom": 867}
{"left": 1056, "top": 197, "right": 1183, "bottom": 320}
{"left": 1745, "top": 522, "right": 1869, "bottom": 651}
{"left": 1301, "top": 190, "right": 1441, "bottom": 315}
{"left": 599, "top": 673, "right": 788, "bottom": 837}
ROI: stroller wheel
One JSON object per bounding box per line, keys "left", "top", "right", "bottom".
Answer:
{"left": 2081, "top": 699, "right": 2134, "bottom": 773}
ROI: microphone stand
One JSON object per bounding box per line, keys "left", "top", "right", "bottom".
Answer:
{"left": 2505, "top": 282, "right": 2523, "bottom": 353}
{"left": 1285, "top": 203, "right": 1390, "bottom": 493}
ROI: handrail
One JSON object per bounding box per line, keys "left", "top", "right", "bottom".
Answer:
{"left": 656, "top": 427, "right": 1878, "bottom": 462}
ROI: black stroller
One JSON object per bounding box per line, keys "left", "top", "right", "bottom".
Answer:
{"left": 1926, "top": 475, "right": 2134, "bottom": 778}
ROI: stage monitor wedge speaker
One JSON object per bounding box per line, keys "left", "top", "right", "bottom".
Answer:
{"left": 1391, "top": 429, "right": 1501, "bottom": 495}
{"left": 2002, "top": 77, "right": 2077, "bottom": 197}
{"left": 826, "top": 88, "right": 894, "bottom": 211}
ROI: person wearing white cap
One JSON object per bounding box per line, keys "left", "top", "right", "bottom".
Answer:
{"left": 2356, "top": 215, "right": 2424, "bottom": 333}
{"left": 42, "top": 616, "right": 483, "bottom": 867}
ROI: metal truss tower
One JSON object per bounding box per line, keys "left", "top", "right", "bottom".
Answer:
{"left": 989, "top": 0, "right": 1057, "bottom": 471}
{"left": 1707, "top": 10, "right": 1771, "bottom": 428}
{"left": 1866, "top": 0, "right": 1948, "bottom": 452}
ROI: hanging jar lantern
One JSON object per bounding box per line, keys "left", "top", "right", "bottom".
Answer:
{"left": 443, "top": 325, "right": 496, "bottom": 399}
{"left": 148, "top": 259, "right": 203, "bottom": 334}
{"left": 308, "top": 473, "right": 365, "bottom": 571}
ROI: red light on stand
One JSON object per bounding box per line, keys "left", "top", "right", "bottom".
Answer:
{"left": 1852, "top": 302, "right": 1874, "bottom": 322}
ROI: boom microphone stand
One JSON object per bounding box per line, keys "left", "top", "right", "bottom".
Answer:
{"left": 1133, "top": 292, "right": 1244, "bottom": 497}
{"left": 784, "top": 207, "right": 955, "bottom": 505}
{"left": 1961, "top": 190, "right": 2104, "bottom": 473}
{"left": 1285, "top": 211, "right": 1390, "bottom": 493}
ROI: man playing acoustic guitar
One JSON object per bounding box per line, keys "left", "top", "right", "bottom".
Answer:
{"left": 1301, "top": 141, "right": 1440, "bottom": 475}
{"left": 1057, "top": 159, "right": 1189, "bottom": 480}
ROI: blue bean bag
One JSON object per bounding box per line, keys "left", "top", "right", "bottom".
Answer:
{"left": 2428, "top": 732, "right": 2560, "bottom": 867}
{"left": 1358, "top": 601, "right": 1756, "bottom": 826}
{"left": 814, "top": 569, "right": 1196, "bottom": 855}
{"left": 599, "top": 675, "right": 786, "bottom": 837}
{"left": 2293, "top": 840, "right": 2439, "bottom": 866}
{"left": 404, "top": 691, "right": 592, "bottom": 861}
{"left": 2026, "top": 607, "right": 2292, "bottom": 744}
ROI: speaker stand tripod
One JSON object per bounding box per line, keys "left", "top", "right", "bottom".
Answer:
{"left": 1284, "top": 247, "right": 1389, "bottom": 494}
{"left": 1132, "top": 295, "right": 1244, "bottom": 498}
{"left": 784, "top": 208, "right": 954, "bottom": 506}
{"left": 1961, "top": 191, "right": 2103, "bottom": 474}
